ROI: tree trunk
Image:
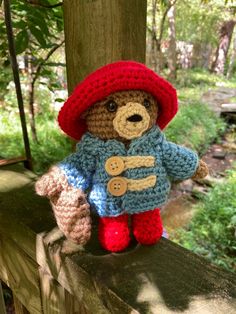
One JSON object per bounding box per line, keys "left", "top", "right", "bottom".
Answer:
{"left": 63, "top": 0, "right": 147, "bottom": 94}
{"left": 167, "top": 2, "right": 177, "bottom": 80}
{"left": 27, "top": 55, "right": 38, "bottom": 143}
{"left": 211, "top": 20, "right": 236, "bottom": 75}
{"left": 3, "top": 0, "right": 33, "bottom": 169}
{"left": 151, "top": 0, "right": 158, "bottom": 72}
{"left": 28, "top": 80, "right": 38, "bottom": 143}
{"left": 227, "top": 30, "right": 236, "bottom": 78}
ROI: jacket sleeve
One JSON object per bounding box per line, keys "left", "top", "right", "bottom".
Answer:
{"left": 162, "top": 139, "right": 199, "bottom": 181}
{"left": 58, "top": 138, "right": 96, "bottom": 191}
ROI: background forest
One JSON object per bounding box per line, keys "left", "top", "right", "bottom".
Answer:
{"left": 0, "top": 0, "right": 236, "bottom": 273}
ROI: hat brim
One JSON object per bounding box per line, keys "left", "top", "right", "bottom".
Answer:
{"left": 58, "top": 61, "right": 178, "bottom": 140}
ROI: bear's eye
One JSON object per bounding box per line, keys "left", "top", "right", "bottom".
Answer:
{"left": 106, "top": 100, "right": 117, "bottom": 112}
{"left": 143, "top": 99, "right": 151, "bottom": 109}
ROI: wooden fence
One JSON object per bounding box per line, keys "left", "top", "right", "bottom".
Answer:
{"left": 0, "top": 163, "right": 236, "bottom": 313}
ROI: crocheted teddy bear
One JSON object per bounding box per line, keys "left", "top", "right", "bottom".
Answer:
{"left": 36, "top": 61, "right": 208, "bottom": 252}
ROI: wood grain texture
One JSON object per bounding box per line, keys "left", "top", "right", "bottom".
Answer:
{"left": 78, "top": 239, "right": 236, "bottom": 313}
{"left": 0, "top": 281, "right": 7, "bottom": 314}
{"left": 0, "top": 164, "right": 55, "bottom": 259}
{"left": 0, "top": 236, "right": 42, "bottom": 314}
{"left": 39, "top": 232, "right": 236, "bottom": 314}
{"left": 39, "top": 267, "right": 86, "bottom": 314}
{"left": 1, "top": 165, "right": 236, "bottom": 313}
{"left": 0, "top": 156, "right": 26, "bottom": 166}
{"left": 36, "top": 233, "right": 111, "bottom": 314}
{"left": 63, "top": 0, "right": 147, "bottom": 93}
{"left": 39, "top": 267, "right": 65, "bottom": 314}
{"left": 13, "top": 294, "right": 29, "bottom": 314}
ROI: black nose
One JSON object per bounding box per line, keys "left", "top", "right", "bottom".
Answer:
{"left": 127, "top": 114, "right": 143, "bottom": 122}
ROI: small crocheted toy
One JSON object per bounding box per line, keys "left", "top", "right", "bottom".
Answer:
{"left": 36, "top": 61, "right": 208, "bottom": 252}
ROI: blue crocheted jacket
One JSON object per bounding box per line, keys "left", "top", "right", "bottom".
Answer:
{"left": 59, "top": 126, "right": 198, "bottom": 217}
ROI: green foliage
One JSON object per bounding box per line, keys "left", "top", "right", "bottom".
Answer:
{"left": 175, "top": 0, "right": 233, "bottom": 46}
{"left": 164, "top": 68, "right": 229, "bottom": 153}
{"left": 147, "top": 0, "right": 235, "bottom": 51}
{"left": 0, "top": 0, "right": 64, "bottom": 98}
{"left": 10, "top": 0, "right": 64, "bottom": 52}
{"left": 0, "top": 68, "right": 230, "bottom": 173}
{"left": 175, "top": 169, "right": 236, "bottom": 272}
{"left": 175, "top": 68, "right": 236, "bottom": 90}
{"left": 0, "top": 87, "right": 71, "bottom": 174}
{"left": 165, "top": 103, "right": 226, "bottom": 154}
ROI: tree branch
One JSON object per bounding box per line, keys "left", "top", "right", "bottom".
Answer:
{"left": 32, "top": 40, "right": 64, "bottom": 86}
{"left": 3, "top": 0, "right": 32, "bottom": 169}
{"left": 158, "top": 0, "right": 178, "bottom": 43}
{"left": 27, "top": 0, "right": 62, "bottom": 8}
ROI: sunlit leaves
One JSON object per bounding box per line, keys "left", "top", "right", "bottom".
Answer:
{"left": 5, "top": 0, "right": 63, "bottom": 54}
{"left": 0, "top": 0, "right": 64, "bottom": 97}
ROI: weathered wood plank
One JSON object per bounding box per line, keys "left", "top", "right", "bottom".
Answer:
{"left": 221, "top": 103, "right": 236, "bottom": 112}
{"left": 13, "top": 294, "right": 29, "bottom": 314}
{"left": 0, "top": 235, "right": 42, "bottom": 314}
{"left": 39, "top": 267, "right": 66, "bottom": 314}
{"left": 0, "top": 156, "right": 26, "bottom": 167}
{"left": 36, "top": 233, "right": 111, "bottom": 314}
{"left": 92, "top": 240, "right": 235, "bottom": 313}
{"left": 63, "top": 0, "right": 147, "bottom": 93}
{"left": 1, "top": 165, "right": 236, "bottom": 313}
{"left": 0, "top": 164, "right": 55, "bottom": 259}
{"left": 39, "top": 267, "right": 86, "bottom": 314}
{"left": 36, "top": 230, "right": 236, "bottom": 314}
{"left": 0, "top": 281, "right": 7, "bottom": 314}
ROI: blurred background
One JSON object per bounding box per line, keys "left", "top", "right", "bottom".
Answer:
{"left": 0, "top": 1, "right": 235, "bottom": 297}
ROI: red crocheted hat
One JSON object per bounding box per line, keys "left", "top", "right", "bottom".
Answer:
{"left": 58, "top": 61, "right": 178, "bottom": 140}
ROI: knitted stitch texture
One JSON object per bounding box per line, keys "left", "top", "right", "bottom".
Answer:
{"left": 113, "top": 102, "right": 151, "bottom": 139}
{"left": 59, "top": 125, "right": 199, "bottom": 217}
{"left": 58, "top": 61, "right": 177, "bottom": 140}
{"left": 192, "top": 160, "right": 209, "bottom": 180}
{"left": 35, "top": 166, "right": 91, "bottom": 244}
{"left": 132, "top": 208, "right": 163, "bottom": 245}
{"left": 51, "top": 186, "right": 91, "bottom": 244}
{"left": 98, "top": 214, "right": 130, "bottom": 252}
{"left": 85, "top": 90, "right": 158, "bottom": 141}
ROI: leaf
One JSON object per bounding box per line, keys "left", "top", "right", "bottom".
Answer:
{"left": 28, "top": 14, "right": 50, "bottom": 36}
{"left": 29, "top": 25, "right": 47, "bottom": 47}
{"left": 12, "top": 20, "right": 27, "bottom": 30}
{"left": 15, "top": 30, "right": 29, "bottom": 54}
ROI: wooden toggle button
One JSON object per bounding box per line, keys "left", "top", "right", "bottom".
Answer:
{"left": 107, "top": 177, "right": 127, "bottom": 196}
{"left": 105, "top": 156, "right": 125, "bottom": 176}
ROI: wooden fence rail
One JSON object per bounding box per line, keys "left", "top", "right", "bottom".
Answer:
{"left": 0, "top": 163, "right": 236, "bottom": 313}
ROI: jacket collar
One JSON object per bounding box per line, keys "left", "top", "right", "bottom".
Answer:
{"left": 83, "top": 125, "right": 163, "bottom": 152}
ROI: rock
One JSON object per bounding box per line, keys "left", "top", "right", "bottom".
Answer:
{"left": 194, "top": 175, "right": 225, "bottom": 187}
{"left": 192, "top": 185, "right": 209, "bottom": 198}
{"left": 212, "top": 150, "right": 226, "bottom": 159}
{"left": 222, "top": 142, "right": 236, "bottom": 152}
{"left": 201, "top": 87, "right": 236, "bottom": 116}
{"left": 179, "top": 179, "right": 194, "bottom": 193}
{"left": 221, "top": 103, "right": 236, "bottom": 112}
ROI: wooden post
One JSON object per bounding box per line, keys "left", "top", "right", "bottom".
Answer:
{"left": 63, "top": 0, "right": 147, "bottom": 94}
{"left": 13, "top": 294, "right": 29, "bottom": 314}
{"left": 0, "top": 281, "right": 7, "bottom": 314}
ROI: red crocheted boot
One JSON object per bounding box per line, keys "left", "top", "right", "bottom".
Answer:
{"left": 98, "top": 214, "right": 130, "bottom": 252}
{"left": 132, "top": 208, "right": 163, "bottom": 245}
